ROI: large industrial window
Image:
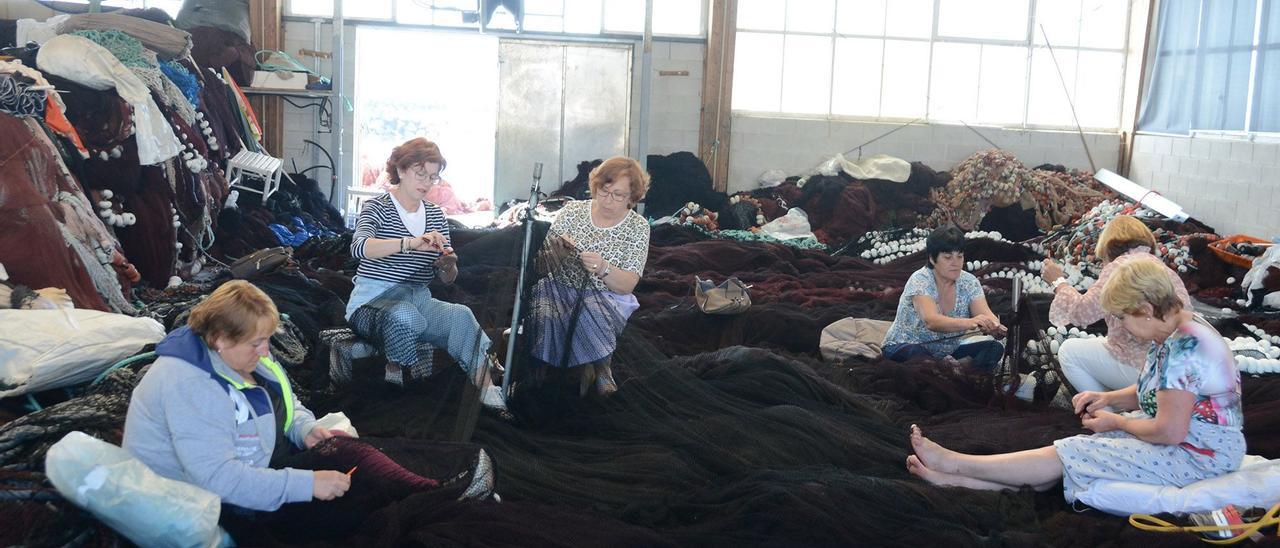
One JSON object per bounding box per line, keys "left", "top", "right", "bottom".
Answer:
{"left": 285, "top": 0, "right": 705, "bottom": 38}
{"left": 29, "top": 0, "right": 184, "bottom": 16}
{"left": 732, "top": 0, "right": 1131, "bottom": 131}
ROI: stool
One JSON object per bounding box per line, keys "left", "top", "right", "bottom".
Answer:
{"left": 319, "top": 327, "right": 435, "bottom": 385}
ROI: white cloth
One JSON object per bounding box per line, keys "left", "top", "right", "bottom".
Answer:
{"left": 1074, "top": 455, "right": 1277, "bottom": 516}
{"left": 1057, "top": 337, "right": 1141, "bottom": 395}
{"left": 15, "top": 15, "right": 69, "bottom": 46}
{"left": 35, "top": 34, "right": 181, "bottom": 165}
{"left": 816, "top": 153, "right": 912, "bottom": 182}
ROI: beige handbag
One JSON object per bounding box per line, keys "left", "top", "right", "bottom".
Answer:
{"left": 694, "top": 276, "right": 752, "bottom": 315}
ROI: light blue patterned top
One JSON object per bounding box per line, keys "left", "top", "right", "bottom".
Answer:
{"left": 882, "top": 266, "right": 985, "bottom": 355}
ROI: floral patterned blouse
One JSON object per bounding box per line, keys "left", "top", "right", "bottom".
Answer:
{"left": 882, "top": 267, "right": 986, "bottom": 355}
{"left": 1137, "top": 316, "right": 1242, "bottom": 428}
{"left": 1049, "top": 248, "right": 1191, "bottom": 369}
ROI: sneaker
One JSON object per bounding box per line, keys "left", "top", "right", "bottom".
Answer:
{"left": 480, "top": 385, "right": 514, "bottom": 421}
{"left": 595, "top": 365, "right": 618, "bottom": 397}
{"left": 385, "top": 363, "right": 404, "bottom": 386}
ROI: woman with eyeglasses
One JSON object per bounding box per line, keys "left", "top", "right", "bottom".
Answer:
{"left": 346, "top": 137, "right": 507, "bottom": 415}
{"left": 1041, "top": 215, "right": 1191, "bottom": 397}
{"left": 906, "top": 258, "right": 1242, "bottom": 504}
{"left": 525, "top": 156, "right": 651, "bottom": 397}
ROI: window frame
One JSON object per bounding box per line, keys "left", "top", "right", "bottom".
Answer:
{"left": 283, "top": 0, "right": 708, "bottom": 39}
{"left": 31, "top": 0, "right": 183, "bottom": 16}
{"left": 733, "top": 0, "right": 1133, "bottom": 132}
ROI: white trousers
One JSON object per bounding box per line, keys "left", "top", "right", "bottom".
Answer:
{"left": 1057, "top": 337, "right": 1141, "bottom": 394}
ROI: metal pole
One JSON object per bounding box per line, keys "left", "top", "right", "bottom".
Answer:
{"left": 332, "top": 0, "right": 346, "bottom": 209}
{"left": 502, "top": 162, "right": 543, "bottom": 398}
{"left": 637, "top": 0, "right": 653, "bottom": 170}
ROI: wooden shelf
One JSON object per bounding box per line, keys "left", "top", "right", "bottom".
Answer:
{"left": 242, "top": 87, "right": 335, "bottom": 98}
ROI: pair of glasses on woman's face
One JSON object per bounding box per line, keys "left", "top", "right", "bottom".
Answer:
{"left": 411, "top": 166, "right": 442, "bottom": 182}
{"left": 597, "top": 189, "right": 629, "bottom": 202}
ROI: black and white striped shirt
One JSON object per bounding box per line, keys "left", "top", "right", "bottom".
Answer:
{"left": 350, "top": 193, "right": 451, "bottom": 284}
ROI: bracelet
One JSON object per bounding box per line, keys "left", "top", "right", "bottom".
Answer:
{"left": 597, "top": 264, "right": 612, "bottom": 279}
{"left": 400, "top": 238, "right": 407, "bottom": 253}
{"left": 1051, "top": 277, "right": 1069, "bottom": 289}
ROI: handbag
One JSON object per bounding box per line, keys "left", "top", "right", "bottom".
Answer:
{"left": 694, "top": 276, "right": 751, "bottom": 315}
{"left": 229, "top": 246, "right": 293, "bottom": 279}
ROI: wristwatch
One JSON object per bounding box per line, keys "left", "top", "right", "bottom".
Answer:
{"left": 1051, "top": 277, "right": 1069, "bottom": 289}
{"left": 597, "top": 263, "right": 613, "bottom": 279}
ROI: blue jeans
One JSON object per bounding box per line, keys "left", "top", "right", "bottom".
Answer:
{"left": 882, "top": 340, "right": 1005, "bottom": 372}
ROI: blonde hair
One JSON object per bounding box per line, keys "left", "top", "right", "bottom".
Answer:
{"left": 1100, "top": 257, "right": 1183, "bottom": 320}
{"left": 187, "top": 280, "right": 279, "bottom": 347}
{"left": 1095, "top": 215, "right": 1157, "bottom": 263}
{"left": 589, "top": 156, "right": 651, "bottom": 205}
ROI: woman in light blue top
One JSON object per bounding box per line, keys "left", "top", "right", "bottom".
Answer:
{"left": 881, "top": 227, "right": 1006, "bottom": 371}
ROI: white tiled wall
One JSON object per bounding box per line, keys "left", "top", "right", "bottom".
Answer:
{"left": 1129, "top": 134, "right": 1280, "bottom": 238}
{"left": 727, "top": 116, "right": 1122, "bottom": 193}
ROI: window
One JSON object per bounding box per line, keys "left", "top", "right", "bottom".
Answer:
{"left": 1138, "top": 0, "right": 1280, "bottom": 134}
{"left": 733, "top": 0, "right": 1131, "bottom": 131}
{"left": 286, "top": 0, "right": 705, "bottom": 37}
{"left": 36, "top": 0, "right": 183, "bottom": 17}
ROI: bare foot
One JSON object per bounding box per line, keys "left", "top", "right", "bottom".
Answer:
{"left": 909, "top": 424, "right": 959, "bottom": 474}
{"left": 906, "top": 455, "right": 1012, "bottom": 491}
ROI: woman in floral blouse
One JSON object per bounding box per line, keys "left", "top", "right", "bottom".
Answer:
{"left": 1041, "top": 215, "right": 1191, "bottom": 394}
{"left": 906, "top": 258, "right": 1243, "bottom": 502}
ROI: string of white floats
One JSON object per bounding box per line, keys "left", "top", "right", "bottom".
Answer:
{"left": 1023, "top": 325, "right": 1280, "bottom": 375}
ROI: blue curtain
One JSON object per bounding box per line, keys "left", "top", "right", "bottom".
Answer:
{"left": 1138, "top": 0, "right": 1256, "bottom": 134}
{"left": 1250, "top": 0, "right": 1280, "bottom": 131}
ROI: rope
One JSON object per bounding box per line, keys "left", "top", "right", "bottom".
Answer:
{"left": 91, "top": 351, "right": 156, "bottom": 386}
{"left": 1129, "top": 503, "right": 1280, "bottom": 545}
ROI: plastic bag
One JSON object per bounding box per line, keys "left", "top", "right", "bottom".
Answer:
{"left": 0, "top": 310, "right": 164, "bottom": 398}
{"left": 757, "top": 169, "right": 788, "bottom": 187}
{"left": 315, "top": 412, "right": 359, "bottom": 437}
{"left": 758, "top": 208, "right": 814, "bottom": 241}
{"left": 45, "top": 431, "right": 231, "bottom": 548}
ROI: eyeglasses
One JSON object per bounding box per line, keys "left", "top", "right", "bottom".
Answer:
{"left": 411, "top": 166, "right": 442, "bottom": 182}
{"left": 597, "top": 189, "right": 629, "bottom": 202}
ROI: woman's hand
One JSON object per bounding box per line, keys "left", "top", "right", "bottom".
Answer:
{"left": 1081, "top": 409, "right": 1124, "bottom": 433}
{"left": 303, "top": 425, "right": 336, "bottom": 449}
{"left": 312, "top": 470, "right": 351, "bottom": 501}
{"left": 1072, "top": 391, "right": 1109, "bottom": 416}
{"left": 580, "top": 251, "right": 605, "bottom": 276}
{"left": 1041, "top": 259, "right": 1064, "bottom": 283}
{"left": 408, "top": 231, "right": 448, "bottom": 253}
{"left": 971, "top": 314, "right": 1004, "bottom": 335}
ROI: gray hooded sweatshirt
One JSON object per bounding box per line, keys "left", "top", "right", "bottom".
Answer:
{"left": 123, "top": 326, "right": 318, "bottom": 511}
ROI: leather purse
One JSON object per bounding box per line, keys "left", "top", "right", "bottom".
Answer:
{"left": 229, "top": 246, "right": 294, "bottom": 279}
{"left": 694, "top": 276, "right": 751, "bottom": 315}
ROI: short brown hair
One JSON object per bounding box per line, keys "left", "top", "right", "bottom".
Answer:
{"left": 385, "top": 137, "right": 446, "bottom": 186}
{"left": 1100, "top": 257, "right": 1183, "bottom": 320}
{"left": 187, "top": 280, "right": 279, "bottom": 347}
{"left": 588, "top": 156, "right": 650, "bottom": 204}
{"left": 1095, "top": 215, "right": 1157, "bottom": 263}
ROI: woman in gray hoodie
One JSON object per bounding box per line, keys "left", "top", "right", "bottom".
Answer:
{"left": 123, "top": 280, "right": 350, "bottom": 511}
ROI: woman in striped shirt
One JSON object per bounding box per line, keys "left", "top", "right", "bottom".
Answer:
{"left": 346, "top": 137, "right": 506, "bottom": 414}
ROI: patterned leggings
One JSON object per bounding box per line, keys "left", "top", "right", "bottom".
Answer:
{"left": 347, "top": 277, "right": 489, "bottom": 377}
